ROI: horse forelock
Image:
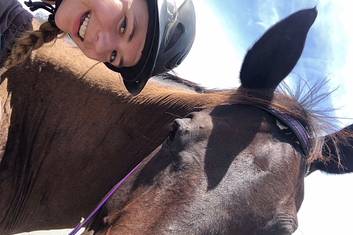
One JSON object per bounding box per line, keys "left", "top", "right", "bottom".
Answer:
{"left": 274, "top": 80, "right": 352, "bottom": 165}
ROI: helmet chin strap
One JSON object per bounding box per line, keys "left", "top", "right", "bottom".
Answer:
{"left": 24, "top": 0, "right": 61, "bottom": 27}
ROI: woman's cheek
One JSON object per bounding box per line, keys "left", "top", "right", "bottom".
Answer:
{"left": 54, "top": 5, "right": 71, "bottom": 32}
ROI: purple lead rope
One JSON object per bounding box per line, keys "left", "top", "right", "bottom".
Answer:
{"left": 69, "top": 158, "right": 148, "bottom": 235}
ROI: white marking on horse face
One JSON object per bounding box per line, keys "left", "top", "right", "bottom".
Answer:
{"left": 276, "top": 120, "right": 289, "bottom": 130}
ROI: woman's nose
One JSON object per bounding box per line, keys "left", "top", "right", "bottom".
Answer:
{"left": 94, "top": 31, "right": 118, "bottom": 59}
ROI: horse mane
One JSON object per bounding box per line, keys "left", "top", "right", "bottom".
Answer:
{"left": 275, "top": 79, "right": 353, "bottom": 166}
{"left": 152, "top": 73, "right": 207, "bottom": 93}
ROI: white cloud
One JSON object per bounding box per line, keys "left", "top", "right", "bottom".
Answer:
{"left": 319, "top": 0, "right": 353, "bottom": 125}
{"left": 174, "top": 1, "right": 242, "bottom": 89}
{"left": 256, "top": 1, "right": 281, "bottom": 29}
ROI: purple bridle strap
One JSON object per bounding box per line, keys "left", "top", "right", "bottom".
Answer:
{"left": 257, "top": 106, "right": 311, "bottom": 156}
{"left": 69, "top": 157, "right": 149, "bottom": 235}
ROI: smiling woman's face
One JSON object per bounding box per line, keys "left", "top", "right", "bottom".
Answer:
{"left": 54, "top": 0, "right": 149, "bottom": 68}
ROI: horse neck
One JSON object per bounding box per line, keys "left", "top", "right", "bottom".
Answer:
{"left": 0, "top": 58, "right": 224, "bottom": 233}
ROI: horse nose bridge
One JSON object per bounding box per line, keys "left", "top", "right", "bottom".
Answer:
{"left": 174, "top": 117, "right": 193, "bottom": 130}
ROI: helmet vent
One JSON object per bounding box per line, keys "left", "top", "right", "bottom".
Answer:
{"left": 164, "top": 23, "right": 185, "bottom": 52}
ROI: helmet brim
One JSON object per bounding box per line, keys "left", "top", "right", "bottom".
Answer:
{"left": 104, "top": 0, "right": 160, "bottom": 95}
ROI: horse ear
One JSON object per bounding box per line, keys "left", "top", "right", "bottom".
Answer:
{"left": 240, "top": 8, "right": 317, "bottom": 90}
{"left": 308, "top": 124, "right": 353, "bottom": 174}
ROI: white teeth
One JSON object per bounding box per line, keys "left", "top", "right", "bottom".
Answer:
{"left": 79, "top": 13, "right": 91, "bottom": 39}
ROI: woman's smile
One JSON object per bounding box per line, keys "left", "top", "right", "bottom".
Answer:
{"left": 55, "top": 0, "right": 148, "bottom": 67}
{"left": 78, "top": 12, "right": 91, "bottom": 41}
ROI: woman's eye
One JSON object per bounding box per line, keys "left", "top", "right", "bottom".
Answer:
{"left": 110, "top": 50, "right": 117, "bottom": 63}
{"left": 120, "top": 17, "right": 127, "bottom": 34}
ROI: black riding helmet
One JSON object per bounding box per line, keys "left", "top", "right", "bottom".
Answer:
{"left": 106, "top": 0, "right": 196, "bottom": 95}
{"left": 25, "top": 0, "right": 196, "bottom": 95}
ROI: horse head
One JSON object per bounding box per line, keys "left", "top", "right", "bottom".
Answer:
{"left": 80, "top": 8, "right": 338, "bottom": 235}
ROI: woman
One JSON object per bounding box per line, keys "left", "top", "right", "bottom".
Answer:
{"left": 3, "top": 0, "right": 196, "bottom": 95}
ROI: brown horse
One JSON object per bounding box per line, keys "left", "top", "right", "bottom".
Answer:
{"left": 0, "top": 21, "right": 273, "bottom": 235}
{"left": 79, "top": 8, "right": 353, "bottom": 235}
{"left": 0, "top": 8, "right": 352, "bottom": 235}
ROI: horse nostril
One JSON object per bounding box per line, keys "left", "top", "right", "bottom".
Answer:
{"left": 168, "top": 118, "right": 193, "bottom": 143}
{"left": 264, "top": 214, "right": 298, "bottom": 235}
{"left": 169, "top": 120, "right": 181, "bottom": 142}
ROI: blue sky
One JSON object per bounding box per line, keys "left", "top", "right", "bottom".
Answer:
{"left": 182, "top": 0, "right": 353, "bottom": 126}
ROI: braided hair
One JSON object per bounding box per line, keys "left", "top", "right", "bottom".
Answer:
{"left": 4, "top": 21, "right": 62, "bottom": 69}
{"left": 3, "top": 0, "right": 62, "bottom": 70}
